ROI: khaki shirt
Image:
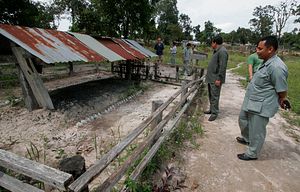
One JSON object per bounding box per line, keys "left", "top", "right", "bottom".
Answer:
{"left": 242, "top": 55, "right": 288, "bottom": 117}
{"left": 206, "top": 45, "right": 228, "bottom": 83}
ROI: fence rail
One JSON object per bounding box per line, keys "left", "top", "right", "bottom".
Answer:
{"left": 0, "top": 68, "right": 205, "bottom": 192}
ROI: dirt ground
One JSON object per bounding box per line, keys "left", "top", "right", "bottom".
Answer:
{"left": 1, "top": 65, "right": 300, "bottom": 191}
{"left": 182, "top": 70, "right": 300, "bottom": 192}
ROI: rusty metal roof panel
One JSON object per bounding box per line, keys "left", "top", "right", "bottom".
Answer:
{"left": 124, "top": 39, "right": 157, "bottom": 58}
{"left": 68, "top": 32, "right": 126, "bottom": 62}
{"left": 97, "top": 37, "right": 137, "bottom": 60}
{"left": 0, "top": 24, "right": 105, "bottom": 64}
{"left": 113, "top": 38, "right": 146, "bottom": 60}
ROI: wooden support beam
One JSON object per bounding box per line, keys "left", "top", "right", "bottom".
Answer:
{"left": 0, "top": 171, "right": 44, "bottom": 192}
{"left": 11, "top": 46, "right": 54, "bottom": 110}
{"left": 0, "top": 149, "right": 73, "bottom": 191}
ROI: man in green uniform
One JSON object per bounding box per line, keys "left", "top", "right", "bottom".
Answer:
{"left": 247, "top": 52, "right": 262, "bottom": 81}
{"left": 236, "top": 36, "right": 289, "bottom": 161}
{"left": 205, "top": 35, "right": 228, "bottom": 121}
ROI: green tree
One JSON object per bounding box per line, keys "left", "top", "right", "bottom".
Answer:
{"left": 156, "top": 0, "right": 179, "bottom": 43}
{"left": 179, "top": 13, "right": 192, "bottom": 40}
{"left": 200, "top": 21, "right": 218, "bottom": 45}
{"left": 273, "top": 0, "right": 298, "bottom": 39}
{"left": 0, "top": 0, "right": 56, "bottom": 28}
{"left": 193, "top": 24, "right": 201, "bottom": 41}
{"left": 249, "top": 5, "right": 274, "bottom": 38}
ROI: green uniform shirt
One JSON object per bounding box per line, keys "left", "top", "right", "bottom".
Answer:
{"left": 206, "top": 45, "right": 228, "bottom": 83}
{"left": 247, "top": 53, "right": 263, "bottom": 73}
{"left": 242, "top": 55, "right": 288, "bottom": 118}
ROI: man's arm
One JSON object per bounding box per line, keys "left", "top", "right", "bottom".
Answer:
{"left": 248, "top": 64, "right": 253, "bottom": 80}
{"left": 278, "top": 91, "right": 289, "bottom": 109}
{"left": 215, "top": 50, "right": 228, "bottom": 86}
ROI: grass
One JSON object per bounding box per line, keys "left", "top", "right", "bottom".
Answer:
{"left": 230, "top": 53, "right": 300, "bottom": 126}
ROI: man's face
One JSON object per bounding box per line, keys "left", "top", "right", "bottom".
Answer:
{"left": 256, "top": 40, "right": 273, "bottom": 61}
{"left": 211, "top": 41, "right": 217, "bottom": 49}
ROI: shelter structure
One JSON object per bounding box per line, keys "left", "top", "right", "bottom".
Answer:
{"left": 0, "top": 24, "right": 156, "bottom": 111}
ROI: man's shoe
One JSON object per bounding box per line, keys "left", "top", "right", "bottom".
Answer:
{"left": 208, "top": 115, "right": 217, "bottom": 121}
{"left": 237, "top": 153, "right": 257, "bottom": 161}
{"left": 204, "top": 110, "right": 211, "bottom": 114}
{"left": 236, "top": 137, "right": 249, "bottom": 145}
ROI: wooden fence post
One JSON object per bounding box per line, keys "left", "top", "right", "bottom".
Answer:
{"left": 175, "top": 66, "right": 179, "bottom": 82}
{"left": 181, "top": 80, "right": 188, "bottom": 105}
{"left": 151, "top": 100, "right": 163, "bottom": 130}
{"left": 11, "top": 45, "right": 54, "bottom": 110}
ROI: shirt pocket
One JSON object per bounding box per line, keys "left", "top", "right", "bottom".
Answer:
{"left": 247, "top": 95, "right": 264, "bottom": 113}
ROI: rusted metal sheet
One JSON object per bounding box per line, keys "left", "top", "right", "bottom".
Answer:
{"left": 113, "top": 38, "right": 146, "bottom": 60}
{"left": 0, "top": 24, "right": 105, "bottom": 64}
{"left": 97, "top": 37, "right": 136, "bottom": 60}
{"left": 68, "top": 32, "right": 126, "bottom": 62}
{"left": 124, "top": 39, "right": 157, "bottom": 58}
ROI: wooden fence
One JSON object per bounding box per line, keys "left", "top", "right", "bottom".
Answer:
{"left": 0, "top": 69, "right": 205, "bottom": 192}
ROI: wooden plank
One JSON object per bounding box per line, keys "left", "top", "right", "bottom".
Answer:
{"left": 96, "top": 83, "right": 202, "bottom": 191}
{"left": 0, "top": 171, "right": 44, "bottom": 192}
{"left": 129, "top": 83, "right": 201, "bottom": 181}
{"left": 69, "top": 78, "right": 204, "bottom": 192}
{"left": 11, "top": 46, "right": 54, "bottom": 110}
{"left": 0, "top": 149, "right": 73, "bottom": 191}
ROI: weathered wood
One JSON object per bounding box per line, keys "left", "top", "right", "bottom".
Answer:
{"left": 151, "top": 100, "right": 163, "bottom": 130}
{"left": 0, "top": 171, "right": 44, "bottom": 192}
{"left": 68, "top": 78, "right": 204, "bottom": 192}
{"left": 181, "top": 80, "right": 188, "bottom": 105}
{"left": 16, "top": 64, "right": 39, "bottom": 111}
{"left": 96, "top": 82, "right": 202, "bottom": 191}
{"left": 0, "top": 149, "right": 73, "bottom": 191}
{"left": 11, "top": 46, "right": 54, "bottom": 110}
{"left": 128, "top": 83, "right": 200, "bottom": 182}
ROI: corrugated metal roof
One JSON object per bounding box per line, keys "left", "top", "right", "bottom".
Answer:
{"left": 0, "top": 24, "right": 105, "bottom": 64}
{"left": 97, "top": 37, "right": 136, "bottom": 60}
{"left": 124, "top": 39, "right": 157, "bottom": 58}
{"left": 68, "top": 32, "right": 126, "bottom": 62}
{"left": 113, "top": 38, "right": 146, "bottom": 60}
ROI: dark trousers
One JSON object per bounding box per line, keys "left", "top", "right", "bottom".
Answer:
{"left": 208, "top": 83, "right": 221, "bottom": 115}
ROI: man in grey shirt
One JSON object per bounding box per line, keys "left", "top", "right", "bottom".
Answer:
{"left": 205, "top": 35, "right": 228, "bottom": 121}
{"left": 236, "top": 36, "right": 289, "bottom": 161}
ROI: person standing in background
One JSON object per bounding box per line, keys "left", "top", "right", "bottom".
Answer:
{"left": 154, "top": 37, "right": 164, "bottom": 64}
{"left": 183, "top": 43, "right": 192, "bottom": 76}
{"left": 170, "top": 42, "right": 177, "bottom": 65}
{"left": 204, "top": 35, "right": 228, "bottom": 121}
{"left": 247, "top": 46, "right": 263, "bottom": 81}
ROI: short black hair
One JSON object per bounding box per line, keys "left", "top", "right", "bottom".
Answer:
{"left": 212, "top": 35, "right": 223, "bottom": 45}
{"left": 260, "top": 36, "right": 278, "bottom": 51}
{"left": 187, "top": 43, "right": 191, "bottom": 47}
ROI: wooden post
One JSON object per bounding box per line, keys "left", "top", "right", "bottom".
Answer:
{"left": 175, "top": 66, "right": 179, "bottom": 82}
{"left": 145, "top": 65, "right": 149, "bottom": 80}
{"left": 59, "top": 155, "right": 88, "bottom": 192}
{"left": 11, "top": 45, "right": 54, "bottom": 110}
{"left": 151, "top": 100, "right": 163, "bottom": 130}
{"left": 68, "top": 62, "right": 74, "bottom": 76}
{"left": 15, "top": 64, "right": 39, "bottom": 111}
{"left": 151, "top": 100, "right": 163, "bottom": 145}
{"left": 181, "top": 80, "right": 188, "bottom": 105}
{"left": 154, "top": 62, "right": 158, "bottom": 80}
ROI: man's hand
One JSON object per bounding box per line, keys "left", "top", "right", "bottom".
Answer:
{"left": 279, "top": 98, "right": 291, "bottom": 110}
{"left": 215, "top": 80, "right": 221, "bottom": 87}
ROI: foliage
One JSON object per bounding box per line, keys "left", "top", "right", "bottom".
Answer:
{"left": 179, "top": 13, "right": 192, "bottom": 40}
{"left": 0, "top": 0, "right": 57, "bottom": 28}
{"left": 156, "top": 0, "right": 180, "bottom": 44}
{"left": 249, "top": 5, "right": 274, "bottom": 38}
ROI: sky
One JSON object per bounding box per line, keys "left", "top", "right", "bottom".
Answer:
{"left": 56, "top": 0, "right": 298, "bottom": 33}
{"left": 177, "top": 0, "right": 298, "bottom": 33}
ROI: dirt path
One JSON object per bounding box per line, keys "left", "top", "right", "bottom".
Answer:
{"left": 182, "top": 71, "right": 300, "bottom": 192}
